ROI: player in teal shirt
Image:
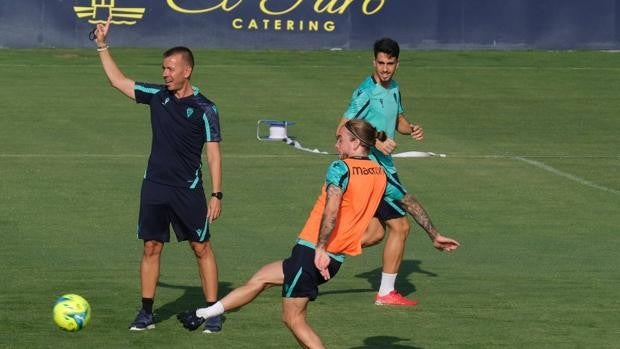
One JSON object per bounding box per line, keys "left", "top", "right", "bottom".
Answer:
{"left": 343, "top": 75, "right": 404, "bottom": 175}
{"left": 337, "top": 38, "right": 426, "bottom": 306}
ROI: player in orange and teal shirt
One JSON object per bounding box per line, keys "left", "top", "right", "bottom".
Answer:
{"left": 178, "top": 120, "right": 459, "bottom": 348}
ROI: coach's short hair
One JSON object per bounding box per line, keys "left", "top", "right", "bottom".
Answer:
{"left": 373, "top": 38, "right": 400, "bottom": 59}
{"left": 163, "top": 46, "right": 195, "bottom": 69}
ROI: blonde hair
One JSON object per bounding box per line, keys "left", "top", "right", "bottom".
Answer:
{"left": 344, "top": 119, "right": 387, "bottom": 149}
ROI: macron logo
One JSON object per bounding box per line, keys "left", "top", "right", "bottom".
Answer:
{"left": 351, "top": 166, "right": 384, "bottom": 176}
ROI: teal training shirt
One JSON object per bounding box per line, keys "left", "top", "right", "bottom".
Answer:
{"left": 325, "top": 159, "right": 350, "bottom": 191}
{"left": 343, "top": 76, "right": 404, "bottom": 174}
{"left": 385, "top": 170, "right": 406, "bottom": 202}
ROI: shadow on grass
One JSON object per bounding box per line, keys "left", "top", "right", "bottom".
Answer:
{"left": 154, "top": 259, "right": 437, "bottom": 323}
{"left": 321, "top": 259, "right": 437, "bottom": 297}
{"left": 155, "top": 280, "right": 236, "bottom": 322}
{"left": 350, "top": 336, "right": 422, "bottom": 349}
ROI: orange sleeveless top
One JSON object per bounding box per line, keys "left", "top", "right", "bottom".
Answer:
{"left": 297, "top": 157, "right": 386, "bottom": 256}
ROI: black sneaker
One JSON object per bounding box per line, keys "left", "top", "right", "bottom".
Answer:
{"left": 129, "top": 309, "right": 155, "bottom": 331}
{"left": 202, "top": 314, "right": 222, "bottom": 333}
{"left": 177, "top": 309, "right": 205, "bottom": 331}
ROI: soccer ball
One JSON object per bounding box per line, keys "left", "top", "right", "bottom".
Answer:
{"left": 53, "top": 294, "right": 91, "bottom": 331}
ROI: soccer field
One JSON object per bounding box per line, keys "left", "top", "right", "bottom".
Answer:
{"left": 0, "top": 48, "right": 618, "bottom": 348}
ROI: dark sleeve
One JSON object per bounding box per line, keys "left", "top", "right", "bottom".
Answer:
{"left": 134, "top": 82, "right": 164, "bottom": 105}
{"left": 202, "top": 103, "right": 222, "bottom": 142}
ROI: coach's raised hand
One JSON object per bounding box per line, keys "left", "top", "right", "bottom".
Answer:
{"left": 95, "top": 16, "right": 111, "bottom": 48}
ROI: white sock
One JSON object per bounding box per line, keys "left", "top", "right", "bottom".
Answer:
{"left": 378, "top": 272, "right": 397, "bottom": 296}
{"left": 196, "top": 301, "right": 225, "bottom": 319}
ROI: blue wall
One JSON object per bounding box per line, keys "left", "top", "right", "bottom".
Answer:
{"left": 0, "top": 0, "right": 617, "bottom": 49}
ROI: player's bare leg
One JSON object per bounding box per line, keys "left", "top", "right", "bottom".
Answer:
{"left": 188, "top": 260, "right": 284, "bottom": 326}
{"left": 375, "top": 217, "right": 418, "bottom": 306}
{"left": 361, "top": 218, "right": 386, "bottom": 248}
{"left": 220, "top": 260, "right": 284, "bottom": 311}
{"left": 382, "top": 217, "right": 409, "bottom": 274}
{"left": 282, "top": 297, "right": 325, "bottom": 349}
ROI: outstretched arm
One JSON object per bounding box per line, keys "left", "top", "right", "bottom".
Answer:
{"left": 398, "top": 193, "right": 460, "bottom": 252}
{"left": 314, "top": 184, "right": 343, "bottom": 280}
{"left": 94, "top": 16, "right": 135, "bottom": 100}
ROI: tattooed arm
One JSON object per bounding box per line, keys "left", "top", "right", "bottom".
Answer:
{"left": 398, "top": 193, "right": 460, "bottom": 252}
{"left": 315, "top": 184, "right": 344, "bottom": 280}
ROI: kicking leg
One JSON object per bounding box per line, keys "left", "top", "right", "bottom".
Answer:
{"left": 195, "top": 260, "right": 285, "bottom": 318}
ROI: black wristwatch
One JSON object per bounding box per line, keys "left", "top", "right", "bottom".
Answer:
{"left": 211, "top": 192, "right": 223, "bottom": 200}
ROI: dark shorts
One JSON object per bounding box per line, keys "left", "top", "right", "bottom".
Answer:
{"left": 138, "top": 180, "right": 209, "bottom": 243}
{"left": 282, "top": 244, "right": 342, "bottom": 301}
{"left": 375, "top": 172, "right": 407, "bottom": 221}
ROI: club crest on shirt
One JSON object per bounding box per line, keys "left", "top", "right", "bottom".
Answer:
{"left": 186, "top": 108, "right": 194, "bottom": 118}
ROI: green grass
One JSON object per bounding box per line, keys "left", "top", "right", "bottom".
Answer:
{"left": 0, "top": 48, "right": 619, "bottom": 348}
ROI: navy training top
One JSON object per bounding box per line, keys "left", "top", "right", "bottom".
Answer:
{"left": 134, "top": 82, "right": 221, "bottom": 189}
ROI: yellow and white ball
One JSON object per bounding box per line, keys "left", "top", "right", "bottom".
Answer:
{"left": 53, "top": 294, "right": 91, "bottom": 331}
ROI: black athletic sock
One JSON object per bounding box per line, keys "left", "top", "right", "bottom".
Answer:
{"left": 142, "top": 298, "right": 154, "bottom": 314}
{"left": 206, "top": 301, "right": 216, "bottom": 307}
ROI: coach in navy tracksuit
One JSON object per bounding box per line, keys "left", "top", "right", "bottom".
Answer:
{"left": 93, "top": 17, "right": 224, "bottom": 333}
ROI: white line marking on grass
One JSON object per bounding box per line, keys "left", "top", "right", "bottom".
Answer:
{"left": 0, "top": 153, "right": 309, "bottom": 159}
{"left": 455, "top": 154, "right": 619, "bottom": 159}
{"left": 0, "top": 153, "right": 146, "bottom": 158}
{"left": 515, "top": 156, "right": 619, "bottom": 195}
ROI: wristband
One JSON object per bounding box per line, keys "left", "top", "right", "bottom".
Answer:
{"left": 97, "top": 45, "right": 109, "bottom": 52}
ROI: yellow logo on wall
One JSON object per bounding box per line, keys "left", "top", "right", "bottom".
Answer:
{"left": 74, "top": 0, "right": 145, "bottom": 25}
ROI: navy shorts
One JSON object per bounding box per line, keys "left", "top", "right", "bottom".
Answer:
{"left": 282, "top": 244, "right": 342, "bottom": 301}
{"left": 375, "top": 172, "right": 407, "bottom": 221}
{"left": 137, "top": 180, "right": 209, "bottom": 243}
